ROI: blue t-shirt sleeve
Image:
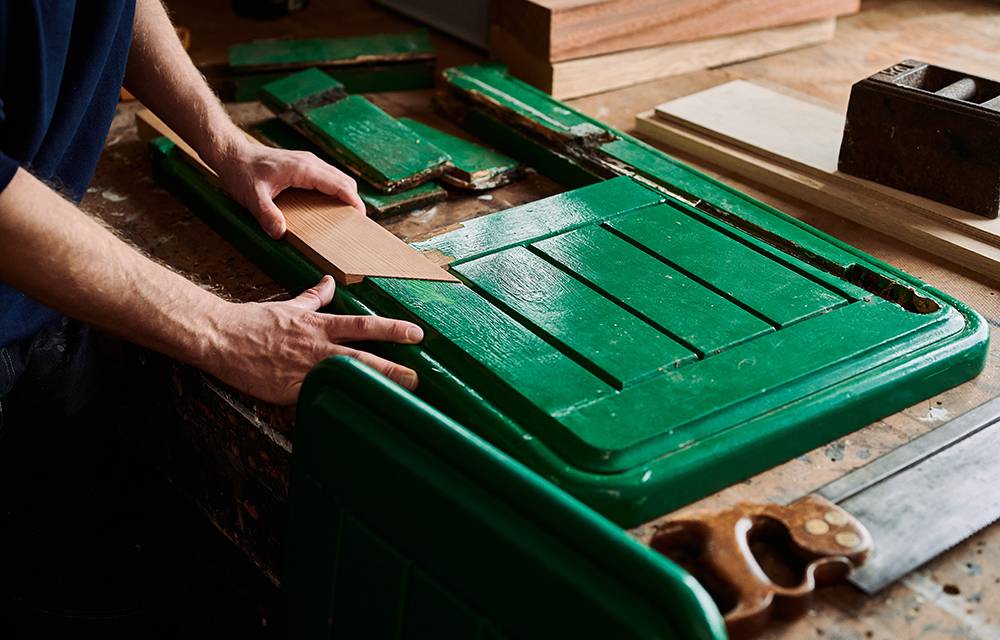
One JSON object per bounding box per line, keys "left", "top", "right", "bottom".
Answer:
{"left": 0, "top": 150, "right": 18, "bottom": 192}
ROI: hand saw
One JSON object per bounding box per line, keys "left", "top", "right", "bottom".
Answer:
{"left": 650, "top": 395, "right": 1000, "bottom": 638}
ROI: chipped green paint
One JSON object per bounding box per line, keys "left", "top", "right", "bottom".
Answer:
{"left": 258, "top": 68, "right": 345, "bottom": 113}
{"left": 229, "top": 29, "right": 434, "bottom": 70}
{"left": 293, "top": 95, "right": 450, "bottom": 193}
{"left": 250, "top": 118, "right": 446, "bottom": 218}
{"left": 399, "top": 117, "right": 521, "bottom": 190}
{"left": 232, "top": 61, "right": 435, "bottom": 102}
{"left": 414, "top": 176, "right": 662, "bottom": 263}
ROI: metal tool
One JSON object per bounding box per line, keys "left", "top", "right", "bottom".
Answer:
{"left": 651, "top": 395, "right": 1000, "bottom": 637}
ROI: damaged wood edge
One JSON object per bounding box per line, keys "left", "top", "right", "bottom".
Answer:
{"left": 437, "top": 69, "right": 944, "bottom": 315}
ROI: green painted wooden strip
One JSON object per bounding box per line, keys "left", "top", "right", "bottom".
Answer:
{"left": 557, "top": 298, "right": 952, "bottom": 472}
{"left": 399, "top": 117, "right": 521, "bottom": 190}
{"left": 229, "top": 29, "right": 434, "bottom": 70}
{"left": 299, "top": 95, "right": 451, "bottom": 192}
{"left": 531, "top": 225, "right": 772, "bottom": 356}
{"left": 442, "top": 65, "right": 611, "bottom": 144}
{"left": 232, "top": 61, "right": 435, "bottom": 101}
{"left": 258, "top": 68, "right": 345, "bottom": 113}
{"left": 608, "top": 203, "right": 847, "bottom": 327}
{"left": 455, "top": 247, "right": 696, "bottom": 388}
{"left": 414, "top": 176, "right": 663, "bottom": 263}
{"left": 369, "top": 278, "right": 611, "bottom": 417}
{"left": 250, "top": 118, "right": 446, "bottom": 218}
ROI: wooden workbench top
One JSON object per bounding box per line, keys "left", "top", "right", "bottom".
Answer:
{"left": 87, "top": 1, "right": 1000, "bottom": 637}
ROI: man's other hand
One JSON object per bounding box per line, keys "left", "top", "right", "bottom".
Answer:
{"left": 199, "top": 275, "right": 423, "bottom": 405}
{"left": 214, "top": 141, "right": 366, "bottom": 239}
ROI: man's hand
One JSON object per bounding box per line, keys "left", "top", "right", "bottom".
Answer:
{"left": 200, "top": 275, "right": 423, "bottom": 404}
{"left": 211, "top": 140, "right": 366, "bottom": 239}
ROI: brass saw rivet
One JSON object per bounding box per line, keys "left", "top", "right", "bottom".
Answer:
{"left": 824, "top": 510, "right": 850, "bottom": 526}
{"left": 805, "top": 519, "right": 830, "bottom": 535}
{"left": 835, "top": 532, "right": 862, "bottom": 548}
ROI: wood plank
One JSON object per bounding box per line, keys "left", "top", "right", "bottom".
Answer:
{"left": 135, "top": 109, "right": 457, "bottom": 285}
{"left": 607, "top": 203, "right": 848, "bottom": 326}
{"left": 633, "top": 113, "right": 1000, "bottom": 283}
{"left": 490, "top": 18, "right": 836, "bottom": 99}
{"left": 398, "top": 117, "right": 522, "bottom": 190}
{"left": 414, "top": 176, "right": 663, "bottom": 264}
{"left": 250, "top": 118, "right": 447, "bottom": 218}
{"left": 490, "top": 0, "right": 859, "bottom": 62}
{"left": 228, "top": 29, "right": 434, "bottom": 71}
{"left": 454, "top": 246, "right": 696, "bottom": 387}
{"left": 652, "top": 80, "right": 1000, "bottom": 251}
{"left": 257, "top": 67, "right": 346, "bottom": 113}
{"left": 531, "top": 225, "right": 773, "bottom": 356}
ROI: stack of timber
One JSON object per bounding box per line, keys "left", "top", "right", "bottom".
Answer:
{"left": 489, "top": 0, "right": 860, "bottom": 99}
{"left": 634, "top": 80, "right": 1000, "bottom": 282}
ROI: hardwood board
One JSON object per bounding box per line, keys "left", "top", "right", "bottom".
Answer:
{"left": 135, "top": 109, "right": 456, "bottom": 285}
{"left": 414, "top": 176, "right": 663, "bottom": 263}
{"left": 489, "top": 0, "right": 858, "bottom": 62}
{"left": 531, "top": 225, "right": 773, "bottom": 356}
{"left": 398, "top": 117, "right": 522, "bottom": 190}
{"left": 608, "top": 203, "right": 848, "bottom": 327}
{"left": 454, "top": 246, "right": 696, "bottom": 387}
{"left": 634, "top": 112, "right": 1000, "bottom": 283}
{"left": 250, "top": 118, "right": 447, "bottom": 218}
{"left": 257, "top": 67, "right": 345, "bottom": 112}
{"left": 653, "top": 80, "right": 1000, "bottom": 250}
{"left": 490, "top": 18, "right": 836, "bottom": 99}
{"left": 228, "top": 29, "right": 434, "bottom": 71}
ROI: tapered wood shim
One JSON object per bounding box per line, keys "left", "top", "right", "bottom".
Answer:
{"left": 398, "top": 117, "right": 522, "bottom": 190}
{"left": 490, "top": 0, "right": 859, "bottom": 63}
{"left": 134, "top": 109, "right": 457, "bottom": 285}
{"left": 229, "top": 29, "right": 434, "bottom": 71}
{"left": 490, "top": 18, "right": 836, "bottom": 99}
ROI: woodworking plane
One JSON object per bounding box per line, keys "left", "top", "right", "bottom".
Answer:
{"left": 653, "top": 395, "right": 1000, "bottom": 637}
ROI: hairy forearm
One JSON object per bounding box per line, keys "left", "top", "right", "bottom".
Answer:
{"left": 124, "top": 0, "right": 244, "bottom": 170}
{"left": 0, "top": 169, "right": 222, "bottom": 364}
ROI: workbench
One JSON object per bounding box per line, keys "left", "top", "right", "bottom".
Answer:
{"left": 87, "top": 1, "right": 1000, "bottom": 637}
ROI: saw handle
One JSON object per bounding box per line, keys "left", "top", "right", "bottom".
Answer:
{"left": 649, "top": 495, "right": 872, "bottom": 638}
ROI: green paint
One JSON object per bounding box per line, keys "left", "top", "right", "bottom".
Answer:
{"left": 299, "top": 95, "right": 450, "bottom": 192}
{"left": 399, "top": 117, "right": 521, "bottom": 190}
{"left": 258, "top": 68, "right": 344, "bottom": 113}
{"left": 229, "top": 29, "right": 433, "bottom": 70}
{"left": 250, "top": 118, "right": 446, "bottom": 217}
{"left": 532, "top": 225, "right": 772, "bottom": 355}
{"left": 608, "top": 203, "right": 847, "bottom": 327}
{"left": 414, "top": 176, "right": 663, "bottom": 263}
{"left": 232, "top": 61, "right": 436, "bottom": 102}
{"left": 455, "top": 247, "right": 696, "bottom": 388}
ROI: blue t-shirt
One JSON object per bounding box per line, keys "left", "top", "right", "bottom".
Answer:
{"left": 0, "top": 1, "right": 136, "bottom": 346}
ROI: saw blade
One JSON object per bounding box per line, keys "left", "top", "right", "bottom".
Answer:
{"left": 816, "top": 396, "right": 1000, "bottom": 594}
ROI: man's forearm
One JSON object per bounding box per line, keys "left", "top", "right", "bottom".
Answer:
{"left": 123, "top": 0, "right": 244, "bottom": 170}
{"left": 0, "top": 169, "right": 220, "bottom": 365}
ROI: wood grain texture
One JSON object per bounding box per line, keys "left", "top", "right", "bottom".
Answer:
{"left": 135, "top": 108, "right": 456, "bottom": 285}
{"left": 490, "top": 18, "right": 836, "bottom": 99}
{"left": 490, "top": 0, "right": 859, "bottom": 62}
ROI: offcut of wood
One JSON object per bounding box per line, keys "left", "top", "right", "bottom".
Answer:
{"left": 490, "top": 0, "right": 859, "bottom": 63}
{"left": 135, "top": 109, "right": 457, "bottom": 286}
{"left": 634, "top": 80, "right": 1000, "bottom": 281}
{"left": 490, "top": 18, "right": 836, "bottom": 99}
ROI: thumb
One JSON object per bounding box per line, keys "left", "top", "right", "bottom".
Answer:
{"left": 289, "top": 275, "right": 337, "bottom": 311}
{"left": 253, "top": 186, "right": 288, "bottom": 239}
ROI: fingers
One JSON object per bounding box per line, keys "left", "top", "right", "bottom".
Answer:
{"left": 327, "top": 314, "right": 424, "bottom": 344}
{"left": 341, "top": 347, "right": 419, "bottom": 390}
{"left": 253, "top": 184, "right": 288, "bottom": 239}
{"left": 288, "top": 275, "right": 337, "bottom": 311}
{"left": 297, "top": 160, "right": 366, "bottom": 214}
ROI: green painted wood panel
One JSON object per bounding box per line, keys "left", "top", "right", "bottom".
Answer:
{"left": 608, "top": 203, "right": 848, "bottom": 326}
{"left": 229, "top": 29, "right": 433, "bottom": 70}
{"left": 399, "top": 117, "right": 521, "bottom": 190}
{"left": 454, "top": 247, "right": 696, "bottom": 388}
{"left": 531, "top": 225, "right": 772, "bottom": 355}
{"left": 414, "top": 176, "right": 663, "bottom": 263}
{"left": 258, "top": 67, "right": 344, "bottom": 113}
{"left": 232, "top": 61, "right": 435, "bottom": 101}
{"left": 369, "top": 278, "right": 611, "bottom": 418}
{"left": 557, "top": 298, "right": 949, "bottom": 471}
{"left": 301, "top": 95, "right": 451, "bottom": 192}
{"left": 250, "top": 118, "right": 446, "bottom": 217}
